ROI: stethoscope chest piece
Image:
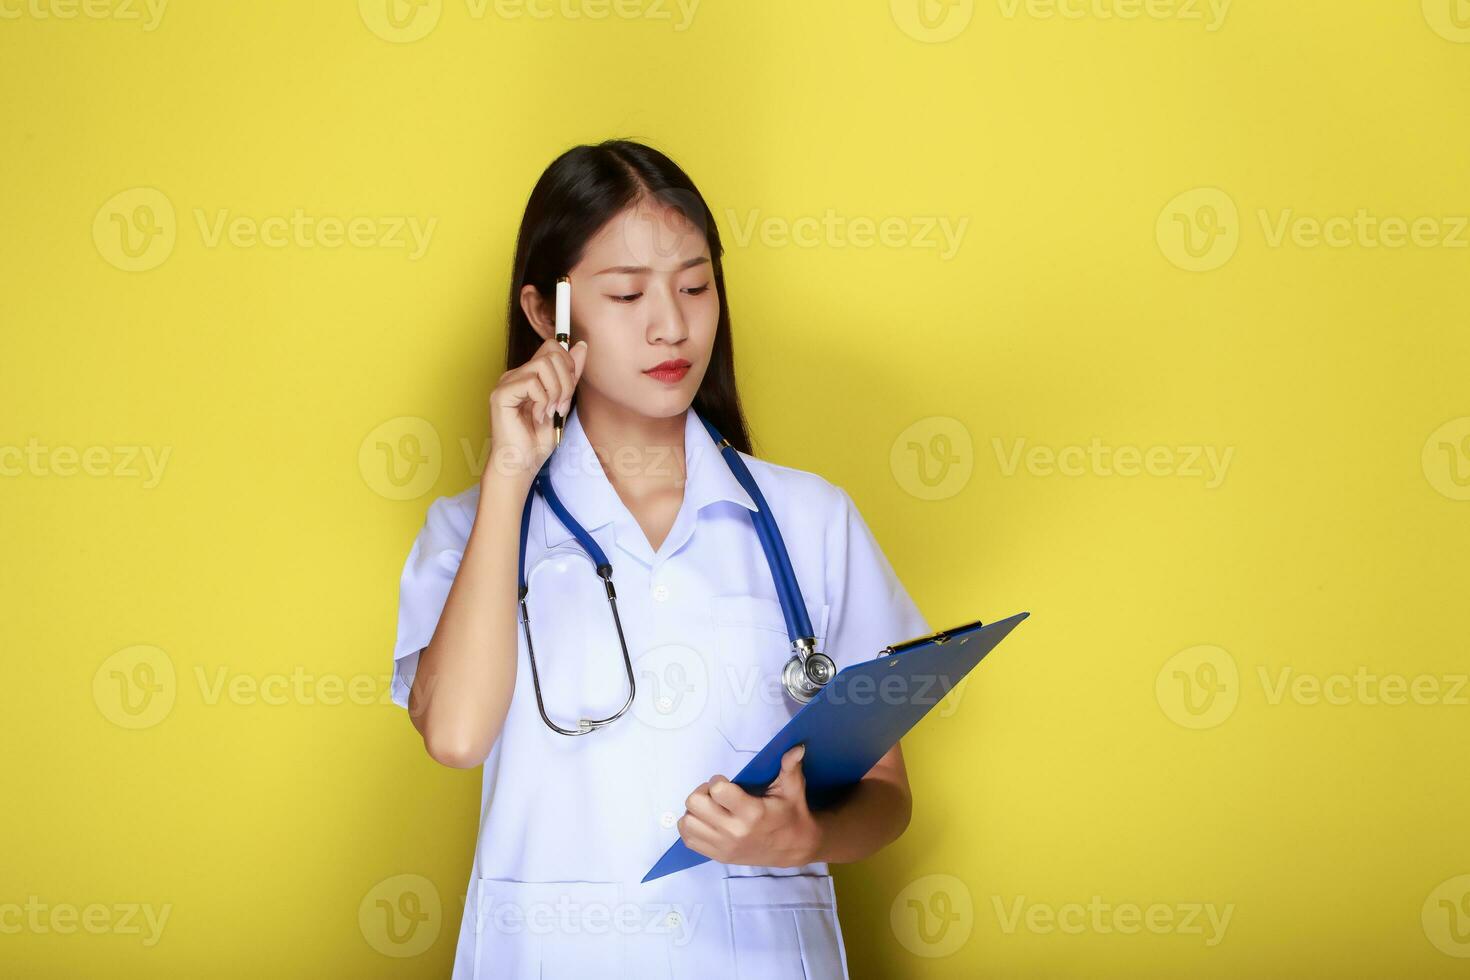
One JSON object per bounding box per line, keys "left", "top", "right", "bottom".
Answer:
{"left": 782, "top": 641, "right": 837, "bottom": 704}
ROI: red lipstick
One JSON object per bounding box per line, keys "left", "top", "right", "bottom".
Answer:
{"left": 644, "top": 359, "right": 691, "bottom": 384}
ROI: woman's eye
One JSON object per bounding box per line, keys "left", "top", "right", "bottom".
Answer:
{"left": 608, "top": 284, "right": 709, "bottom": 303}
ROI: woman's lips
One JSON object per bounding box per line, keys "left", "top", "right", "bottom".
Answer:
{"left": 644, "top": 360, "right": 691, "bottom": 384}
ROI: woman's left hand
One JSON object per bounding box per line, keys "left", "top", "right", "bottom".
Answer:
{"left": 678, "top": 745, "right": 823, "bottom": 867}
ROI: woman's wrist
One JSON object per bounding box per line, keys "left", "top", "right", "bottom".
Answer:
{"left": 478, "top": 449, "right": 537, "bottom": 501}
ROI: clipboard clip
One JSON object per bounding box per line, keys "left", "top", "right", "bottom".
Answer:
{"left": 882, "top": 618, "right": 986, "bottom": 657}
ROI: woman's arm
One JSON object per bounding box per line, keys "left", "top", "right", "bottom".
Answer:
{"left": 806, "top": 742, "right": 913, "bottom": 864}
{"left": 405, "top": 333, "right": 585, "bottom": 768}
{"left": 678, "top": 741, "right": 913, "bottom": 867}
{"left": 407, "top": 467, "right": 532, "bottom": 768}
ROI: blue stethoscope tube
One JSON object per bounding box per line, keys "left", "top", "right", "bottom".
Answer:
{"left": 515, "top": 408, "right": 836, "bottom": 736}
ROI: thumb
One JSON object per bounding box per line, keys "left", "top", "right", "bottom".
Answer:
{"left": 770, "top": 744, "right": 806, "bottom": 794}
{"left": 570, "top": 339, "right": 589, "bottom": 376}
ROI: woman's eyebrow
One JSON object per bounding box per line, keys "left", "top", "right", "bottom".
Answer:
{"left": 591, "top": 256, "right": 711, "bottom": 276}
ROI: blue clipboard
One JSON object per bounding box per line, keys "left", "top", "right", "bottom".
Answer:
{"left": 642, "top": 611, "right": 1030, "bottom": 882}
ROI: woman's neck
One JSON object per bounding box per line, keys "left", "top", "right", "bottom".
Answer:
{"left": 576, "top": 391, "right": 689, "bottom": 495}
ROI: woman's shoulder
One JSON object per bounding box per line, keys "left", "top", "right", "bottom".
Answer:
{"left": 735, "top": 451, "right": 853, "bottom": 526}
{"left": 414, "top": 482, "right": 483, "bottom": 551}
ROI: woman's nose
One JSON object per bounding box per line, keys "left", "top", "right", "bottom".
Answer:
{"left": 646, "top": 286, "right": 689, "bottom": 343}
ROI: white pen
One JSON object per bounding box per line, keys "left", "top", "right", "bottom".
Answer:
{"left": 553, "top": 275, "right": 571, "bottom": 447}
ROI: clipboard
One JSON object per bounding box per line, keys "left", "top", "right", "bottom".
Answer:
{"left": 642, "top": 611, "right": 1029, "bottom": 882}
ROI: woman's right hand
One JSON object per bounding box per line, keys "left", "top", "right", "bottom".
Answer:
{"left": 486, "top": 336, "right": 589, "bottom": 485}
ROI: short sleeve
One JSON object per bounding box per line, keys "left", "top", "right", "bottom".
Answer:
{"left": 823, "top": 486, "right": 932, "bottom": 671}
{"left": 391, "top": 491, "right": 477, "bottom": 709}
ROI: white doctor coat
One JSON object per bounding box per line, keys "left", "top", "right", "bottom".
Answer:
{"left": 392, "top": 405, "right": 931, "bottom": 979}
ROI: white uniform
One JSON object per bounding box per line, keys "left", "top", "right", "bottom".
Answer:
{"left": 392, "top": 405, "right": 930, "bottom": 979}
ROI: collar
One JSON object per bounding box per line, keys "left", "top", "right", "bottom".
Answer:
{"left": 539, "top": 403, "right": 758, "bottom": 558}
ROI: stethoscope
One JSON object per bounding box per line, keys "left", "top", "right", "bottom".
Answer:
{"left": 515, "top": 408, "right": 837, "bottom": 736}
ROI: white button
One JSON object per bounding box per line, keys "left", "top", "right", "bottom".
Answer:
{"left": 659, "top": 810, "right": 676, "bottom": 828}
{"left": 656, "top": 695, "right": 674, "bottom": 712}
{"left": 666, "top": 911, "right": 682, "bottom": 927}
{"left": 651, "top": 583, "right": 670, "bottom": 602}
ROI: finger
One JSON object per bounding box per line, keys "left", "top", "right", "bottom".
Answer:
{"left": 767, "top": 747, "right": 808, "bottom": 799}
{"left": 509, "top": 374, "right": 550, "bottom": 427}
{"left": 686, "top": 792, "right": 743, "bottom": 836}
{"left": 569, "top": 339, "right": 588, "bottom": 383}
{"left": 561, "top": 341, "right": 588, "bottom": 415}
{"left": 708, "top": 778, "right": 762, "bottom": 822}
{"left": 677, "top": 811, "right": 722, "bottom": 846}
{"left": 678, "top": 821, "right": 722, "bottom": 860}
{"left": 527, "top": 357, "right": 564, "bottom": 422}
{"left": 683, "top": 782, "right": 712, "bottom": 810}
{"left": 541, "top": 345, "right": 575, "bottom": 417}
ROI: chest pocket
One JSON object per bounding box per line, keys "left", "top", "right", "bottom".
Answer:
{"left": 709, "top": 594, "right": 831, "bottom": 754}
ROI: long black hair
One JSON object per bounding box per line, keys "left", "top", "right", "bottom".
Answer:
{"left": 504, "top": 139, "right": 755, "bottom": 455}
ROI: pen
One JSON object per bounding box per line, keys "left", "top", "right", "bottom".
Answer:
{"left": 553, "top": 275, "right": 570, "bottom": 448}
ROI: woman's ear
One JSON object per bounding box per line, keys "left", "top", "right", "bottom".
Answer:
{"left": 520, "top": 283, "right": 555, "bottom": 341}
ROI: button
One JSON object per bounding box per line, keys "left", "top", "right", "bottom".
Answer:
{"left": 666, "top": 910, "right": 682, "bottom": 927}
{"left": 659, "top": 810, "right": 676, "bottom": 828}
{"left": 651, "top": 583, "right": 670, "bottom": 602}
{"left": 656, "top": 695, "right": 674, "bottom": 712}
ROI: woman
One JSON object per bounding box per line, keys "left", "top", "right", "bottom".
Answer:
{"left": 391, "top": 139, "right": 931, "bottom": 979}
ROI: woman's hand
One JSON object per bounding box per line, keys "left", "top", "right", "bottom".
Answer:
{"left": 678, "top": 745, "right": 823, "bottom": 867}
{"left": 485, "top": 336, "right": 588, "bottom": 485}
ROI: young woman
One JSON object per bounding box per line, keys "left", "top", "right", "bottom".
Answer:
{"left": 391, "top": 139, "right": 931, "bottom": 979}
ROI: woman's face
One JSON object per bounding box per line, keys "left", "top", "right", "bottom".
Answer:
{"left": 525, "top": 198, "right": 719, "bottom": 423}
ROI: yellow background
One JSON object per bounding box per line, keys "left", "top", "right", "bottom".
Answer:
{"left": 3, "top": 0, "right": 1467, "bottom": 976}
